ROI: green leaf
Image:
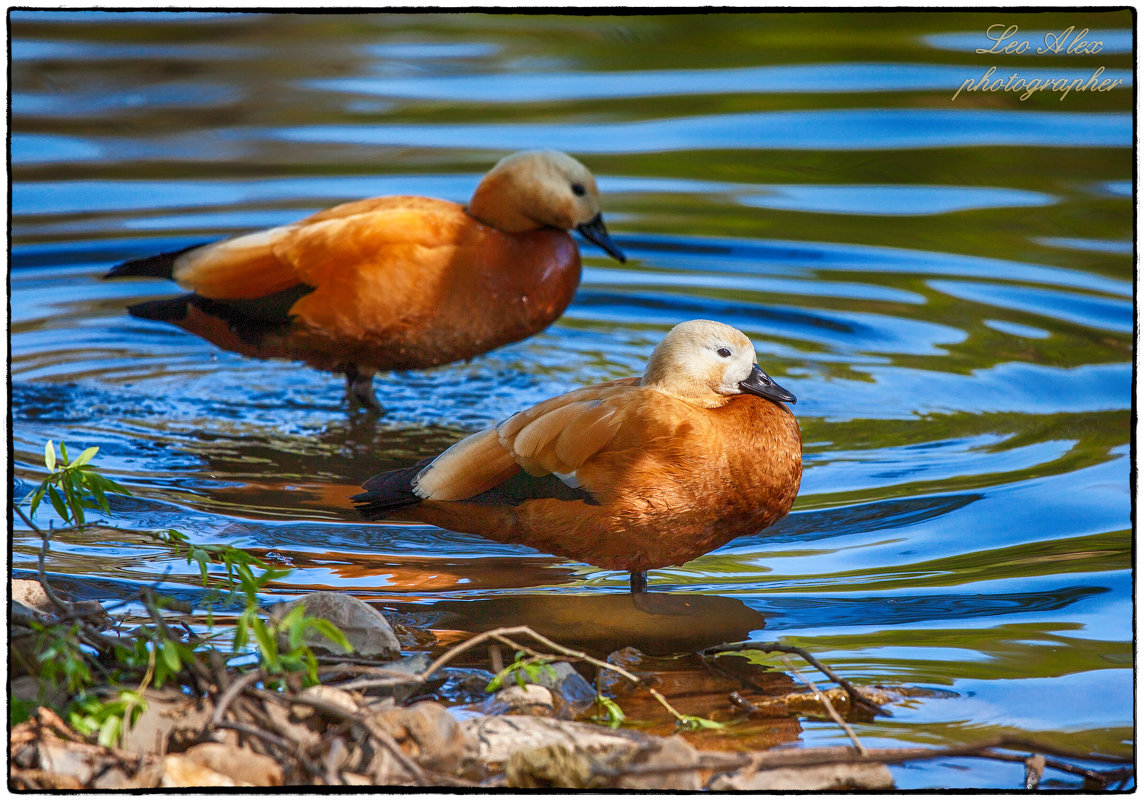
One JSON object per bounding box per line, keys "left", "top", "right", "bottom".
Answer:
{"left": 159, "top": 640, "right": 181, "bottom": 673}
{"left": 82, "top": 471, "right": 131, "bottom": 496}
{"left": 59, "top": 442, "right": 70, "bottom": 463}
{"left": 10, "top": 697, "right": 35, "bottom": 727}
{"left": 308, "top": 619, "right": 352, "bottom": 653}
{"left": 252, "top": 618, "right": 277, "bottom": 665}
{"left": 73, "top": 446, "right": 99, "bottom": 467}
{"left": 233, "top": 614, "right": 250, "bottom": 651}
{"left": 86, "top": 483, "right": 109, "bottom": 514}
{"left": 44, "top": 441, "right": 56, "bottom": 472}
{"left": 98, "top": 714, "right": 121, "bottom": 748}
{"left": 61, "top": 479, "right": 85, "bottom": 527}
{"left": 47, "top": 485, "right": 70, "bottom": 522}
{"left": 27, "top": 484, "right": 47, "bottom": 517}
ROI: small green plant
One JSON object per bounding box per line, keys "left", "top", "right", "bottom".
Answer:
{"left": 24, "top": 441, "right": 129, "bottom": 527}
{"left": 676, "top": 714, "right": 725, "bottom": 731}
{"left": 595, "top": 695, "right": 626, "bottom": 728}
{"left": 34, "top": 622, "right": 93, "bottom": 693}
{"left": 235, "top": 592, "right": 353, "bottom": 686}
{"left": 18, "top": 439, "right": 351, "bottom": 737}
{"left": 69, "top": 690, "right": 147, "bottom": 749}
{"left": 485, "top": 651, "right": 559, "bottom": 692}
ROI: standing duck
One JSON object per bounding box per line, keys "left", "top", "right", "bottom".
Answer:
{"left": 353, "top": 320, "right": 802, "bottom": 593}
{"left": 105, "top": 150, "right": 626, "bottom": 410}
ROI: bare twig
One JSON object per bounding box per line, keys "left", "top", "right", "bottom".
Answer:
{"left": 781, "top": 655, "right": 866, "bottom": 755}
{"left": 213, "top": 719, "right": 327, "bottom": 779}
{"left": 15, "top": 504, "right": 72, "bottom": 615}
{"left": 595, "top": 737, "right": 1130, "bottom": 790}
{"left": 208, "top": 670, "right": 263, "bottom": 729}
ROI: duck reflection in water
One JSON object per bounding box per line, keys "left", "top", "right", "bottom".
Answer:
{"left": 104, "top": 150, "right": 625, "bottom": 412}
{"left": 354, "top": 320, "right": 802, "bottom": 594}
{"left": 425, "top": 592, "right": 770, "bottom": 657}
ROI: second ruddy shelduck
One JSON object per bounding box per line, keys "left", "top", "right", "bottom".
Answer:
{"left": 104, "top": 150, "right": 626, "bottom": 410}
{"left": 353, "top": 320, "right": 802, "bottom": 593}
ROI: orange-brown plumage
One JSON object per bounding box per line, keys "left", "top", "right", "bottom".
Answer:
{"left": 106, "top": 150, "right": 625, "bottom": 409}
{"left": 354, "top": 320, "right": 803, "bottom": 591}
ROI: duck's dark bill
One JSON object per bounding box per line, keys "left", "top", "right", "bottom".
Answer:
{"left": 576, "top": 214, "right": 627, "bottom": 263}
{"left": 739, "top": 364, "right": 796, "bottom": 404}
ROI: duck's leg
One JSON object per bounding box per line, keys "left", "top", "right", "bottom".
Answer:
{"left": 630, "top": 570, "right": 648, "bottom": 594}
{"left": 343, "top": 365, "right": 383, "bottom": 413}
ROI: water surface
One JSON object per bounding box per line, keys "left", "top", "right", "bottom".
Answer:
{"left": 9, "top": 10, "right": 1133, "bottom": 789}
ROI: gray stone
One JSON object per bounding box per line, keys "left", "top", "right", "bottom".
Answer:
{"left": 487, "top": 684, "right": 555, "bottom": 716}
{"left": 507, "top": 661, "right": 596, "bottom": 718}
{"left": 270, "top": 592, "right": 400, "bottom": 659}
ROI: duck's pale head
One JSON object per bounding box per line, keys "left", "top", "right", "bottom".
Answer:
{"left": 641, "top": 319, "right": 796, "bottom": 408}
{"left": 467, "top": 150, "right": 625, "bottom": 262}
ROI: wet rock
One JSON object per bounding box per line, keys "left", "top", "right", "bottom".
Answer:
{"left": 709, "top": 762, "right": 894, "bottom": 791}
{"left": 12, "top": 578, "right": 55, "bottom": 617}
{"left": 502, "top": 729, "right": 704, "bottom": 790}
{"left": 373, "top": 701, "right": 474, "bottom": 774}
{"left": 437, "top": 667, "right": 498, "bottom": 705}
{"left": 12, "top": 578, "right": 107, "bottom": 625}
{"left": 487, "top": 684, "right": 555, "bottom": 717}
{"left": 384, "top": 652, "right": 432, "bottom": 675}
{"left": 507, "top": 661, "right": 596, "bottom": 718}
{"left": 464, "top": 714, "right": 649, "bottom": 768}
{"left": 270, "top": 592, "right": 400, "bottom": 659}
{"left": 377, "top": 653, "right": 432, "bottom": 703}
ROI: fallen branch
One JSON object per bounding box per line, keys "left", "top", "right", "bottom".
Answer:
{"left": 251, "top": 687, "right": 430, "bottom": 786}
{"left": 702, "top": 639, "right": 886, "bottom": 716}
{"left": 781, "top": 655, "right": 866, "bottom": 755}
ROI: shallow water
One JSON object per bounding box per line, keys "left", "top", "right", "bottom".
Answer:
{"left": 9, "top": 10, "right": 1133, "bottom": 789}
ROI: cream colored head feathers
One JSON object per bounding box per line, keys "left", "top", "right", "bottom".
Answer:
{"left": 642, "top": 320, "right": 765, "bottom": 407}
{"left": 467, "top": 150, "right": 604, "bottom": 233}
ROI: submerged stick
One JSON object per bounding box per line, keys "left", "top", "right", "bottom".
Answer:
{"left": 781, "top": 655, "right": 867, "bottom": 755}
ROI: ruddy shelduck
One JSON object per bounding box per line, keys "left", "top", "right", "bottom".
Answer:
{"left": 353, "top": 320, "right": 802, "bottom": 593}
{"left": 104, "top": 150, "right": 626, "bottom": 410}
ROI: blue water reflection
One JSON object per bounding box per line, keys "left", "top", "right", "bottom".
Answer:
{"left": 276, "top": 109, "right": 1132, "bottom": 152}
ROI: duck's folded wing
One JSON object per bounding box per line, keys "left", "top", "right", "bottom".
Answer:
{"left": 412, "top": 428, "right": 521, "bottom": 502}
{"left": 167, "top": 197, "right": 464, "bottom": 304}
{"left": 412, "top": 379, "right": 641, "bottom": 505}
{"left": 276, "top": 199, "right": 468, "bottom": 292}
{"left": 168, "top": 225, "right": 303, "bottom": 300}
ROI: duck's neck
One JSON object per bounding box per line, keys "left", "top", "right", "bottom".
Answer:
{"left": 466, "top": 173, "right": 540, "bottom": 233}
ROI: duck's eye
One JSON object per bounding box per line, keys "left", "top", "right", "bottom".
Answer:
{"left": 571, "top": 182, "right": 586, "bottom": 197}
{"left": 717, "top": 347, "right": 732, "bottom": 358}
